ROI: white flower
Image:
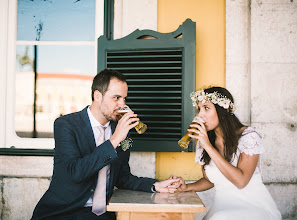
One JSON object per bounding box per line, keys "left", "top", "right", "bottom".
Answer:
{"left": 198, "top": 95, "right": 205, "bottom": 102}
{"left": 190, "top": 89, "right": 235, "bottom": 113}
{"left": 211, "top": 94, "right": 218, "bottom": 104}
{"left": 220, "top": 99, "right": 230, "bottom": 109}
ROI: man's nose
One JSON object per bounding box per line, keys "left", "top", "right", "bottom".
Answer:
{"left": 119, "top": 99, "right": 126, "bottom": 108}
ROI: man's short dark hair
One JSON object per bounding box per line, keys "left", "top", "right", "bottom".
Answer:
{"left": 91, "top": 69, "right": 126, "bottom": 101}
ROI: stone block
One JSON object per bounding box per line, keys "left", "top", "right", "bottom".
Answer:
{"left": 0, "top": 178, "right": 3, "bottom": 217}
{"left": 114, "top": 0, "right": 157, "bottom": 39}
{"left": 226, "top": 0, "right": 250, "bottom": 64}
{"left": 226, "top": 63, "right": 250, "bottom": 124}
{"left": 251, "top": 63, "right": 297, "bottom": 123}
{"left": 2, "top": 177, "right": 50, "bottom": 220}
{"left": 251, "top": 1, "right": 297, "bottom": 63}
{"left": 0, "top": 156, "right": 53, "bottom": 177}
{"left": 252, "top": 122, "right": 297, "bottom": 183}
{"left": 129, "top": 152, "right": 156, "bottom": 178}
{"left": 266, "top": 183, "right": 297, "bottom": 220}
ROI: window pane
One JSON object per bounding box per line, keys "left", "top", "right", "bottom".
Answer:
{"left": 15, "top": 45, "right": 94, "bottom": 138}
{"left": 15, "top": 46, "right": 35, "bottom": 137}
{"left": 17, "top": 0, "right": 95, "bottom": 41}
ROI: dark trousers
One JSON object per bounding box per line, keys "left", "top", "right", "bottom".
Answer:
{"left": 43, "top": 208, "right": 116, "bottom": 220}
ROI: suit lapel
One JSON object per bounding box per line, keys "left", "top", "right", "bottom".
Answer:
{"left": 79, "top": 106, "right": 96, "bottom": 150}
{"left": 109, "top": 121, "right": 119, "bottom": 193}
{"left": 78, "top": 110, "right": 120, "bottom": 192}
{"left": 110, "top": 121, "right": 116, "bottom": 134}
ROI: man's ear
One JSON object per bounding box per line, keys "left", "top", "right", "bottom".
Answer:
{"left": 94, "top": 90, "right": 103, "bottom": 103}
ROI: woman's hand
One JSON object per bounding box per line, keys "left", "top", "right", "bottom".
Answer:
{"left": 167, "top": 175, "right": 188, "bottom": 192}
{"left": 188, "top": 121, "right": 211, "bottom": 149}
{"left": 165, "top": 175, "right": 181, "bottom": 193}
{"left": 176, "top": 176, "right": 188, "bottom": 192}
{"left": 154, "top": 178, "right": 181, "bottom": 193}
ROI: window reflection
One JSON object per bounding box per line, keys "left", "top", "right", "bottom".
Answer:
{"left": 17, "top": 0, "right": 95, "bottom": 41}
{"left": 15, "top": 45, "right": 94, "bottom": 138}
{"left": 15, "top": 45, "right": 35, "bottom": 137}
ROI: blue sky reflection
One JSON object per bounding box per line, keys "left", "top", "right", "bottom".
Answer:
{"left": 17, "top": 0, "right": 95, "bottom": 41}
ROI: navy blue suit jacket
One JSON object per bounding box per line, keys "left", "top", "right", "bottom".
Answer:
{"left": 31, "top": 106, "right": 156, "bottom": 219}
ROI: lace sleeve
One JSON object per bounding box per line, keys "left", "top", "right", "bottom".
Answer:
{"left": 237, "top": 128, "right": 265, "bottom": 156}
{"left": 195, "top": 127, "right": 264, "bottom": 165}
{"left": 195, "top": 141, "right": 205, "bottom": 165}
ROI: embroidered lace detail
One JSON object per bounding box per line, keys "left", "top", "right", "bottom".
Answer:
{"left": 237, "top": 128, "right": 264, "bottom": 156}
{"left": 195, "top": 127, "right": 264, "bottom": 167}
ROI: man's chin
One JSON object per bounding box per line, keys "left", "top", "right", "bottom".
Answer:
{"left": 111, "top": 115, "right": 120, "bottom": 122}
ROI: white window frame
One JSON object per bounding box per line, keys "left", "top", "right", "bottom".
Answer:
{"left": 0, "top": 0, "right": 104, "bottom": 149}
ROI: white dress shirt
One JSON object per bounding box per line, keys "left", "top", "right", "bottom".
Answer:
{"left": 87, "top": 107, "right": 112, "bottom": 144}
{"left": 85, "top": 106, "right": 112, "bottom": 207}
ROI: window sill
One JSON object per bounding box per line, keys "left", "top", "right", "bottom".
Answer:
{"left": 0, "top": 148, "right": 53, "bottom": 156}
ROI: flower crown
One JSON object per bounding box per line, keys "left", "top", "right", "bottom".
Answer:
{"left": 190, "top": 90, "right": 236, "bottom": 112}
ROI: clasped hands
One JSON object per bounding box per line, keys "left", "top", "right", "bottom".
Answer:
{"left": 154, "top": 175, "right": 185, "bottom": 193}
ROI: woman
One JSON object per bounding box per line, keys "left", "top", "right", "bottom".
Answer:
{"left": 176, "top": 86, "right": 281, "bottom": 220}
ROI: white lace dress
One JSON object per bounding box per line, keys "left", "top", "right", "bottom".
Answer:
{"left": 195, "top": 127, "right": 282, "bottom": 220}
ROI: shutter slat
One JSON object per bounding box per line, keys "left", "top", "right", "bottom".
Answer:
{"left": 107, "top": 61, "right": 182, "bottom": 64}
{"left": 128, "top": 85, "right": 181, "bottom": 88}
{"left": 125, "top": 73, "right": 182, "bottom": 76}
{"left": 107, "top": 49, "right": 182, "bottom": 55}
{"left": 127, "top": 79, "right": 181, "bottom": 82}
{"left": 106, "top": 49, "right": 183, "bottom": 140}
{"left": 107, "top": 67, "right": 182, "bottom": 70}
{"left": 107, "top": 55, "right": 182, "bottom": 58}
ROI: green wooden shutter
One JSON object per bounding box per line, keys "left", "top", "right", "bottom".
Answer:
{"left": 98, "top": 19, "right": 196, "bottom": 152}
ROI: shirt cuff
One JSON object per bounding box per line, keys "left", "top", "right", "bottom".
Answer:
{"left": 151, "top": 184, "right": 157, "bottom": 193}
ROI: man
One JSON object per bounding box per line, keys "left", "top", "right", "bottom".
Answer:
{"left": 31, "top": 69, "right": 179, "bottom": 219}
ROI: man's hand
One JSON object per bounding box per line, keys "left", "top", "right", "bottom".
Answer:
{"left": 167, "top": 175, "right": 183, "bottom": 193}
{"left": 109, "top": 111, "right": 139, "bottom": 148}
{"left": 154, "top": 178, "right": 181, "bottom": 193}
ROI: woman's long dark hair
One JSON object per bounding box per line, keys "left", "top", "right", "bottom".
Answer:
{"left": 200, "top": 87, "right": 245, "bottom": 165}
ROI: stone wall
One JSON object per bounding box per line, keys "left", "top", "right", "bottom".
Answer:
{"left": 226, "top": 1, "right": 297, "bottom": 219}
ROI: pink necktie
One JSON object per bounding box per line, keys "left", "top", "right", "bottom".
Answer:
{"left": 92, "top": 126, "right": 107, "bottom": 216}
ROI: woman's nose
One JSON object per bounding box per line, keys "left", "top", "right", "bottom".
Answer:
{"left": 198, "top": 112, "right": 206, "bottom": 120}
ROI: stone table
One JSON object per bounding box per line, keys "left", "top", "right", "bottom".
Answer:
{"left": 107, "top": 189, "right": 206, "bottom": 220}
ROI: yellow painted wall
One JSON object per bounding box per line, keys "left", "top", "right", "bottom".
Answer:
{"left": 156, "top": 0, "right": 225, "bottom": 180}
